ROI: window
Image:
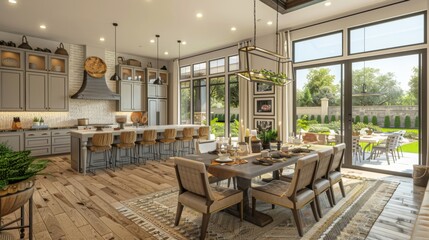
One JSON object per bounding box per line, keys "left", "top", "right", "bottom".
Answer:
{"left": 209, "top": 58, "right": 225, "bottom": 74}
{"left": 180, "top": 66, "right": 191, "bottom": 79}
{"left": 209, "top": 76, "right": 226, "bottom": 137}
{"left": 193, "top": 62, "right": 206, "bottom": 77}
{"left": 229, "top": 75, "right": 239, "bottom": 138}
{"left": 293, "top": 31, "right": 343, "bottom": 63}
{"left": 349, "top": 13, "right": 425, "bottom": 54}
{"left": 228, "top": 55, "right": 239, "bottom": 71}
{"left": 193, "top": 79, "right": 207, "bottom": 125}
{"left": 180, "top": 81, "right": 191, "bottom": 124}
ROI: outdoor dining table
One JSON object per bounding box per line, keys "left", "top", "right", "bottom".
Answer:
{"left": 182, "top": 146, "right": 330, "bottom": 227}
{"left": 359, "top": 134, "right": 388, "bottom": 160}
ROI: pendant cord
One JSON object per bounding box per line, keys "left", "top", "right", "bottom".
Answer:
{"left": 276, "top": 0, "right": 279, "bottom": 52}
{"left": 253, "top": 0, "right": 256, "bottom": 46}
{"left": 177, "top": 40, "right": 181, "bottom": 67}
{"left": 113, "top": 23, "right": 118, "bottom": 65}
{"left": 156, "top": 35, "right": 160, "bottom": 78}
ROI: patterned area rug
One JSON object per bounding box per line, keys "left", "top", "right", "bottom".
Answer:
{"left": 116, "top": 175, "right": 398, "bottom": 240}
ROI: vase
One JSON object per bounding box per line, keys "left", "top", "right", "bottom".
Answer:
{"left": 262, "top": 142, "right": 271, "bottom": 150}
{"left": 0, "top": 178, "right": 35, "bottom": 217}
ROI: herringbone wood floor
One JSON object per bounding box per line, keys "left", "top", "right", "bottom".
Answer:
{"left": 0, "top": 155, "right": 424, "bottom": 239}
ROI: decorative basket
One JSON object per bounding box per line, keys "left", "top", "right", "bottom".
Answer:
{"left": 126, "top": 59, "right": 141, "bottom": 67}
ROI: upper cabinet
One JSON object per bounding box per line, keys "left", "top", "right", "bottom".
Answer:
{"left": 118, "top": 65, "right": 145, "bottom": 82}
{"left": 0, "top": 47, "right": 24, "bottom": 70}
{"left": 26, "top": 52, "right": 68, "bottom": 75}
{"left": 146, "top": 68, "right": 168, "bottom": 85}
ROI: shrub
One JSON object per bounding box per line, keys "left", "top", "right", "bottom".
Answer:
{"left": 363, "top": 116, "right": 369, "bottom": 124}
{"left": 415, "top": 116, "right": 419, "bottom": 128}
{"left": 353, "top": 122, "right": 382, "bottom": 132}
{"left": 404, "top": 115, "right": 411, "bottom": 129}
{"left": 310, "top": 115, "right": 315, "bottom": 121}
{"left": 316, "top": 115, "right": 322, "bottom": 123}
{"left": 371, "top": 116, "right": 378, "bottom": 126}
{"left": 384, "top": 116, "right": 391, "bottom": 128}
{"left": 330, "top": 115, "right": 336, "bottom": 122}
{"left": 324, "top": 115, "right": 329, "bottom": 123}
{"left": 308, "top": 126, "right": 330, "bottom": 134}
{"left": 230, "top": 114, "right": 236, "bottom": 122}
{"left": 355, "top": 115, "right": 361, "bottom": 123}
{"left": 394, "top": 116, "right": 401, "bottom": 128}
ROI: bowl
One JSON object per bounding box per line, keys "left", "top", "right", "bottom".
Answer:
{"left": 218, "top": 153, "right": 229, "bottom": 161}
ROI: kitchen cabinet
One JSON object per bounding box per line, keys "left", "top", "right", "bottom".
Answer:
{"left": 26, "top": 52, "right": 68, "bottom": 75}
{"left": 51, "top": 129, "right": 71, "bottom": 154}
{"left": 26, "top": 72, "right": 68, "bottom": 111}
{"left": 118, "top": 65, "right": 145, "bottom": 82}
{"left": 0, "top": 70, "right": 24, "bottom": 111}
{"left": 0, "top": 132, "right": 24, "bottom": 151}
{"left": 117, "top": 80, "right": 145, "bottom": 111}
{"left": 148, "top": 98, "right": 167, "bottom": 125}
{"left": 25, "top": 131, "right": 51, "bottom": 156}
{"left": 0, "top": 47, "right": 24, "bottom": 70}
{"left": 146, "top": 68, "right": 168, "bottom": 84}
{"left": 147, "top": 84, "right": 167, "bottom": 98}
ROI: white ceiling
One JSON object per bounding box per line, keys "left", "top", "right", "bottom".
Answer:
{"left": 0, "top": 0, "right": 401, "bottom": 60}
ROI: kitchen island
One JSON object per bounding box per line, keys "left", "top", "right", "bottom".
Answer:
{"left": 70, "top": 124, "right": 202, "bottom": 174}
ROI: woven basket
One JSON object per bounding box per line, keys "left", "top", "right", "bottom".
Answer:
{"left": 0, "top": 178, "right": 35, "bottom": 217}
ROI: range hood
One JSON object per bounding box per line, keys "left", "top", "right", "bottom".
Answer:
{"left": 71, "top": 71, "right": 120, "bottom": 100}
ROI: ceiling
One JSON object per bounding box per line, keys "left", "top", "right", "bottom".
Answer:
{"left": 0, "top": 0, "right": 402, "bottom": 60}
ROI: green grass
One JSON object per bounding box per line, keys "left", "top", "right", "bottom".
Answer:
{"left": 400, "top": 141, "right": 419, "bottom": 153}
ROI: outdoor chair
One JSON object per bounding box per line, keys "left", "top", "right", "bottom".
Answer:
{"left": 352, "top": 136, "right": 362, "bottom": 163}
{"left": 395, "top": 130, "right": 407, "bottom": 159}
{"left": 251, "top": 154, "right": 319, "bottom": 237}
{"left": 174, "top": 157, "right": 243, "bottom": 240}
{"left": 328, "top": 143, "right": 346, "bottom": 205}
{"left": 370, "top": 133, "right": 400, "bottom": 165}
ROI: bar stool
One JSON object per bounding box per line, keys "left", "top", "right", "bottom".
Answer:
{"left": 192, "top": 126, "right": 210, "bottom": 153}
{"left": 158, "top": 129, "right": 177, "bottom": 160}
{"left": 112, "top": 131, "right": 137, "bottom": 169}
{"left": 176, "top": 127, "right": 194, "bottom": 156}
{"left": 135, "top": 129, "right": 158, "bottom": 164}
{"left": 87, "top": 133, "right": 113, "bottom": 174}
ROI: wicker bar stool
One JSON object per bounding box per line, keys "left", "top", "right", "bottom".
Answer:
{"left": 158, "top": 129, "right": 177, "bottom": 160}
{"left": 192, "top": 126, "right": 210, "bottom": 153}
{"left": 135, "top": 129, "right": 158, "bottom": 164}
{"left": 176, "top": 127, "right": 194, "bottom": 156}
{"left": 87, "top": 133, "right": 113, "bottom": 174}
{"left": 112, "top": 131, "right": 137, "bottom": 169}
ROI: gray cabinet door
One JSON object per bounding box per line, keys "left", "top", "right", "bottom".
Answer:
{"left": 148, "top": 99, "right": 158, "bottom": 126}
{"left": 157, "top": 85, "right": 167, "bottom": 98}
{"left": 0, "top": 132, "right": 24, "bottom": 151}
{"left": 132, "top": 82, "right": 143, "bottom": 111}
{"left": 26, "top": 72, "right": 47, "bottom": 111}
{"left": 0, "top": 70, "right": 24, "bottom": 111}
{"left": 159, "top": 99, "right": 167, "bottom": 125}
{"left": 147, "top": 84, "right": 157, "bottom": 98}
{"left": 48, "top": 74, "right": 68, "bottom": 111}
{"left": 119, "top": 81, "right": 133, "bottom": 111}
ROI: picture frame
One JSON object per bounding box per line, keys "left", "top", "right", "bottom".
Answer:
{"left": 254, "top": 82, "right": 275, "bottom": 95}
{"left": 254, "top": 97, "right": 275, "bottom": 116}
{"left": 254, "top": 118, "right": 275, "bottom": 131}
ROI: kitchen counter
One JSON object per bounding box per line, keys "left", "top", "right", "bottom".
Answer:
{"left": 0, "top": 126, "right": 77, "bottom": 132}
{"left": 70, "top": 124, "right": 203, "bottom": 174}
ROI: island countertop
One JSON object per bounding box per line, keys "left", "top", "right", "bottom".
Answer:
{"left": 70, "top": 124, "right": 203, "bottom": 174}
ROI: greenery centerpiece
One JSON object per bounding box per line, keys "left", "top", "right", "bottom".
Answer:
{"left": 257, "top": 127, "right": 278, "bottom": 150}
{"left": 239, "top": 69, "right": 288, "bottom": 86}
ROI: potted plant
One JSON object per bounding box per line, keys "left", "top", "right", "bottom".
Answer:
{"left": 39, "top": 117, "right": 44, "bottom": 126}
{"left": 32, "top": 117, "right": 39, "bottom": 126}
{"left": 0, "top": 144, "right": 49, "bottom": 217}
{"left": 258, "top": 128, "right": 278, "bottom": 150}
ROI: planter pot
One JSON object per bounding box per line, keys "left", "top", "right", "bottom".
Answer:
{"left": 32, "top": 122, "right": 40, "bottom": 126}
{"left": 262, "top": 142, "right": 271, "bottom": 150}
{"left": 413, "top": 165, "right": 429, "bottom": 187}
{"left": 0, "top": 178, "right": 35, "bottom": 217}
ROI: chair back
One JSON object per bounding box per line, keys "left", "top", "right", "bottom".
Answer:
{"left": 120, "top": 131, "right": 137, "bottom": 144}
{"left": 286, "top": 154, "right": 319, "bottom": 198}
{"left": 92, "top": 133, "right": 113, "bottom": 147}
{"left": 163, "top": 129, "right": 177, "bottom": 139}
{"left": 315, "top": 148, "right": 333, "bottom": 180}
{"left": 351, "top": 136, "right": 360, "bottom": 151}
{"left": 196, "top": 140, "right": 216, "bottom": 154}
{"left": 386, "top": 134, "right": 400, "bottom": 150}
{"left": 330, "top": 143, "right": 346, "bottom": 172}
{"left": 182, "top": 127, "right": 194, "bottom": 140}
{"left": 174, "top": 157, "right": 214, "bottom": 201}
{"left": 198, "top": 126, "right": 210, "bottom": 140}
{"left": 143, "top": 129, "right": 157, "bottom": 142}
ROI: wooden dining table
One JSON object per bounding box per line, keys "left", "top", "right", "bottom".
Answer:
{"left": 182, "top": 148, "right": 321, "bottom": 227}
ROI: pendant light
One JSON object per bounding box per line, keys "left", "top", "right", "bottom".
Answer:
{"left": 153, "top": 34, "right": 161, "bottom": 84}
{"left": 110, "top": 22, "right": 121, "bottom": 81}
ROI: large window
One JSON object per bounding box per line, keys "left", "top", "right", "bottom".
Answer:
{"left": 228, "top": 55, "right": 239, "bottom": 71}
{"left": 193, "top": 79, "right": 207, "bottom": 125}
{"left": 293, "top": 31, "right": 343, "bottom": 63}
{"left": 193, "top": 62, "right": 206, "bottom": 77}
{"left": 349, "top": 13, "right": 425, "bottom": 54}
{"left": 209, "top": 76, "right": 226, "bottom": 137}
{"left": 180, "top": 66, "right": 191, "bottom": 79}
{"left": 180, "top": 81, "right": 191, "bottom": 124}
{"left": 229, "top": 75, "right": 239, "bottom": 138}
{"left": 209, "top": 58, "right": 225, "bottom": 75}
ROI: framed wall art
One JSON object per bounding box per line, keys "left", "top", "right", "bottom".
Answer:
{"left": 254, "top": 118, "right": 275, "bottom": 131}
{"left": 254, "top": 97, "right": 274, "bottom": 116}
{"left": 254, "top": 82, "right": 275, "bottom": 95}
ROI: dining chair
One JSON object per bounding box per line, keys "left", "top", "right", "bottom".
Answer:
{"left": 370, "top": 134, "right": 400, "bottom": 165}
{"left": 395, "top": 130, "right": 407, "bottom": 158}
{"left": 251, "top": 154, "right": 319, "bottom": 237}
{"left": 174, "top": 157, "right": 243, "bottom": 240}
{"left": 328, "top": 143, "right": 346, "bottom": 205}
{"left": 351, "top": 136, "right": 362, "bottom": 163}
{"left": 313, "top": 148, "right": 334, "bottom": 218}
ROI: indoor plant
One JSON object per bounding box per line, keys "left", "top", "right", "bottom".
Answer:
{"left": 32, "top": 117, "right": 39, "bottom": 126}
{"left": 258, "top": 128, "right": 278, "bottom": 150}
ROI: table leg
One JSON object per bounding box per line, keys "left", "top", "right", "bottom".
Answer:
{"left": 81, "top": 140, "right": 88, "bottom": 175}
{"left": 362, "top": 143, "right": 372, "bottom": 160}
{"left": 225, "top": 176, "right": 273, "bottom": 227}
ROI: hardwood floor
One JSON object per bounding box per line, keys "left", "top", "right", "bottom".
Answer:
{"left": 1, "top": 155, "right": 424, "bottom": 239}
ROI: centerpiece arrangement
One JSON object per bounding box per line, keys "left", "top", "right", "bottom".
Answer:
{"left": 239, "top": 69, "right": 288, "bottom": 86}
{"left": 258, "top": 128, "right": 278, "bottom": 150}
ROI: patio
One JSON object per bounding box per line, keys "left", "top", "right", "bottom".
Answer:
{"left": 353, "top": 152, "right": 418, "bottom": 174}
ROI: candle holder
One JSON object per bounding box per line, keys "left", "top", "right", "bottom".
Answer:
{"left": 277, "top": 140, "right": 282, "bottom": 150}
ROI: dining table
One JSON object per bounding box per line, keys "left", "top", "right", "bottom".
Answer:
{"left": 182, "top": 144, "right": 331, "bottom": 227}
{"left": 359, "top": 134, "right": 388, "bottom": 160}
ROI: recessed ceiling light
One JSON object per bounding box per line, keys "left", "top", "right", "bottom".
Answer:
{"left": 231, "top": 27, "right": 237, "bottom": 31}
{"left": 324, "top": 1, "right": 332, "bottom": 6}
{"left": 182, "top": 41, "right": 187, "bottom": 45}
{"left": 267, "top": 21, "right": 273, "bottom": 25}
{"left": 150, "top": 39, "right": 155, "bottom": 43}
{"left": 196, "top": 13, "right": 203, "bottom": 18}
{"left": 8, "top": 0, "right": 17, "bottom": 4}
{"left": 40, "top": 25, "right": 46, "bottom": 29}
{"left": 99, "top": 37, "right": 105, "bottom": 42}
{"left": 164, "top": 51, "right": 169, "bottom": 55}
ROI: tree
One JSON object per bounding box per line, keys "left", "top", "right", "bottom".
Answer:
{"left": 352, "top": 67, "right": 403, "bottom": 106}
{"left": 297, "top": 88, "right": 314, "bottom": 106}
{"left": 371, "top": 116, "right": 378, "bottom": 126}
{"left": 394, "top": 116, "right": 401, "bottom": 128}
{"left": 301, "top": 68, "right": 339, "bottom": 106}
{"left": 384, "top": 116, "right": 391, "bottom": 128}
{"left": 403, "top": 67, "right": 419, "bottom": 105}
{"left": 404, "top": 115, "right": 411, "bottom": 129}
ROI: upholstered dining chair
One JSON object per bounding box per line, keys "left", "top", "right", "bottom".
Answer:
{"left": 328, "top": 143, "right": 346, "bottom": 205}
{"left": 251, "top": 154, "right": 320, "bottom": 237}
{"left": 174, "top": 157, "right": 243, "bottom": 240}
{"left": 313, "top": 148, "right": 334, "bottom": 218}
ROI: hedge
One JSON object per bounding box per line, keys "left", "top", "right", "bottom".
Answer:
{"left": 384, "top": 116, "right": 391, "bottom": 128}
{"left": 371, "top": 116, "right": 378, "bottom": 126}
{"left": 363, "top": 116, "right": 369, "bottom": 124}
{"left": 394, "top": 116, "right": 401, "bottom": 128}
{"left": 404, "top": 115, "right": 411, "bottom": 129}
{"left": 415, "top": 116, "right": 419, "bottom": 128}
{"left": 330, "top": 115, "right": 336, "bottom": 122}
{"left": 316, "top": 115, "right": 322, "bottom": 123}
{"left": 324, "top": 115, "right": 329, "bottom": 123}
{"left": 355, "top": 115, "right": 361, "bottom": 123}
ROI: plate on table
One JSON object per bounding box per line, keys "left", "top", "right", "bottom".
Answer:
{"left": 215, "top": 158, "right": 233, "bottom": 163}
